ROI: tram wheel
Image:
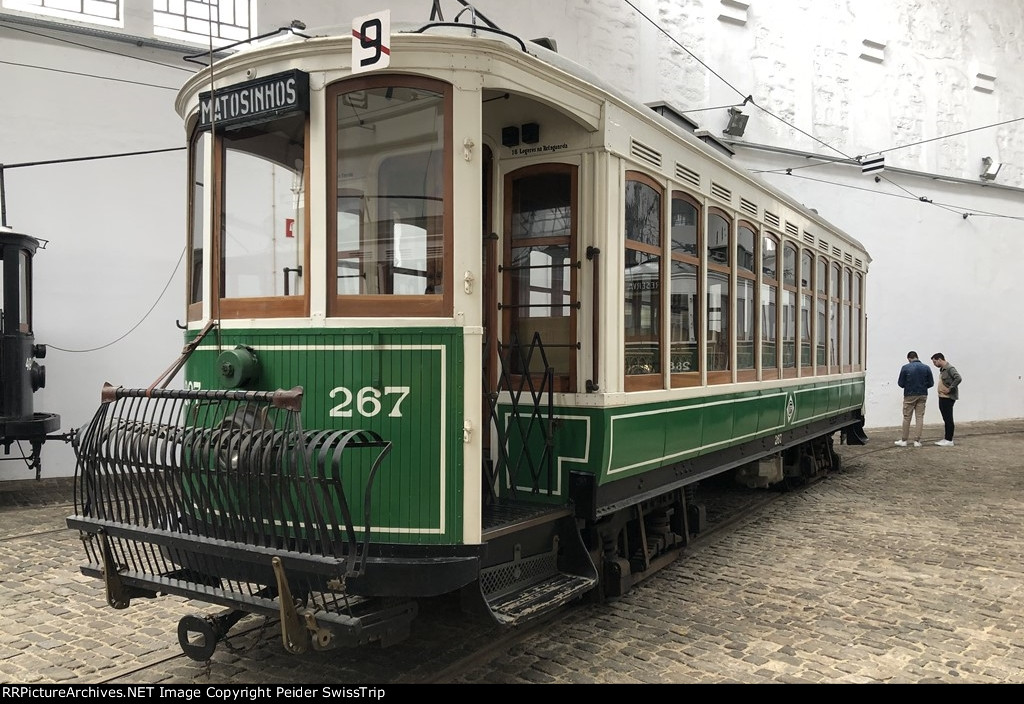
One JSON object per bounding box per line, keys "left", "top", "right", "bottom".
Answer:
{"left": 830, "top": 451, "right": 842, "bottom": 473}
{"left": 800, "top": 454, "right": 816, "bottom": 479}
{"left": 177, "top": 614, "right": 219, "bottom": 661}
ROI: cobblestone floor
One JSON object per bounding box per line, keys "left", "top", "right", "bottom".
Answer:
{"left": 1, "top": 420, "right": 1022, "bottom": 684}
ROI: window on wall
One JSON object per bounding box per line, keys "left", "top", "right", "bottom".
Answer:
{"left": 782, "top": 243, "right": 798, "bottom": 376}
{"left": 670, "top": 192, "right": 700, "bottom": 385}
{"left": 327, "top": 76, "right": 452, "bottom": 317}
{"left": 154, "top": 0, "right": 254, "bottom": 44}
{"left": 706, "top": 210, "right": 731, "bottom": 379}
{"left": 800, "top": 249, "right": 814, "bottom": 370}
{"left": 736, "top": 223, "right": 756, "bottom": 378}
{"left": 760, "top": 233, "right": 779, "bottom": 380}
{"left": 816, "top": 256, "right": 828, "bottom": 370}
{"left": 4, "top": 0, "right": 122, "bottom": 27}
{"left": 624, "top": 172, "right": 662, "bottom": 389}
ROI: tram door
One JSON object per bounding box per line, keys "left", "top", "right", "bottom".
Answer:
{"left": 481, "top": 160, "right": 578, "bottom": 499}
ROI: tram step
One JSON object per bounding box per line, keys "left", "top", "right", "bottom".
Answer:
{"left": 478, "top": 509, "right": 599, "bottom": 626}
{"left": 482, "top": 501, "right": 573, "bottom": 540}
{"left": 483, "top": 571, "right": 596, "bottom": 625}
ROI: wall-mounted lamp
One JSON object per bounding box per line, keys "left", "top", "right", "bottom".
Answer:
{"left": 723, "top": 106, "right": 749, "bottom": 137}
{"left": 501, "top": 123, "right": 541, "bottom": 147}
{"left": 502, "top": 125, "right": 520, "bottom": 147}
{"left": 980, "top": 156, "right": 1002, "bottom": 181}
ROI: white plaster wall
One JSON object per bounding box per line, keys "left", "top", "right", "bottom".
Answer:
{"left": 0, "top": 25, "right": 194, "bottom": 478}
{"left": 1, "top": 0, "right": 1021, "bottom": 478}
{"left": 295, "top": 0, "right": 1024, "bottom": 429}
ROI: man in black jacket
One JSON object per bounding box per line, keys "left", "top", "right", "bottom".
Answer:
{"left": 931, "top": 353, "right": 962, "bottom": 447}
{"left": 895, "top": 350, "right": 934, "bottom": 447}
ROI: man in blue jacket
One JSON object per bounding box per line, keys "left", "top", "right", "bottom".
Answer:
{"left": 895, "top": 350, "right": 934, "bottom": 447}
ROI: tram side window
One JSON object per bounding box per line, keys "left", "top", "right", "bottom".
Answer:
{"left": 328, "top": 77, "right": 452, "bottom": 316}
{"left": 841, "top": 268, "right": 852, "bottom": 368}
{"left": 853, "top": 272, "right": 863, "bottom": 367}
{"left": 18, "top": 250, "right": 31, "bottom": 332}
{"left": 800, "top": 249, "right": 814, "bottom": 369}
{"left": 670, "top": 192, "right": 700, "bottom": 385}
{"left": 219, "top": 112, "right": 307, "bottom": 311}
{"left": 737, "top": 224, "right": 756, "bottom": 377}
{"left": 760, "top": 233, "right": 779, "bottom": 379}
{"left": 187, "top": 129, "right": 207, "bottom": 321}
{"left": 830, "top": 262, "right": 841, "bottom": 370}
{"left": 815, "top": 256, "right": 827, "bottom": 370}
{"left": 0, "top": 249, "right": 31, "bottom": 333}
{"left": 706, "top": 211, "right": 731, "bottom": 379}
{"left": 781, "top": 243, "right": 797, "bottom": 374}
{"left": 624, "top": 173, "right": 662, "bottom": 389}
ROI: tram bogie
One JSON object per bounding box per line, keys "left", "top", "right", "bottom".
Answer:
{"left": 68, "top": 11, "right": 870, "bottom": 661}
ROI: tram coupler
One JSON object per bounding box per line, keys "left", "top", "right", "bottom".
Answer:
{"left": 177, "top": 609, "right": 249, "bottom": 662}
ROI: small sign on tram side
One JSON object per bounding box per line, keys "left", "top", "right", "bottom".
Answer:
{"left": 352, "top": 10, "right": 392, "bottom": 74}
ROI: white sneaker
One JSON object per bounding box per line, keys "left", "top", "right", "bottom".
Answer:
{"left": 894, "top": 440, "right": 908, "bottom": 447}
{"left": 934, "top": 439, "right": 954, "bottom": 447}
{"left": 913, "top": 441, "right": 922, "bottom": 447}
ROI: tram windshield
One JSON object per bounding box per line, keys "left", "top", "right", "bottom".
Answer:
{"left": 220, "top": 113, "right": 306, "bottom": 300}
{"left": 186, "top": 110, "right": 308, "bottom": 319}
{"left": 328, "top": 77, "right": 451, "bottom": 316}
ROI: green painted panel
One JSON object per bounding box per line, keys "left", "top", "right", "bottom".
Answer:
{"left": 600, "top": 378, "right": 864, "bottom": 482}
{"left": 184, "top": 328, "right": 464, "bottom": 545}
{"left": 487, "top": 378, "right": 862, "bottom": 496}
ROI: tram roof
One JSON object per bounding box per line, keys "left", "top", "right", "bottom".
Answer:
{"left": 181, "top": 21, "right": 869, "bottom": 262}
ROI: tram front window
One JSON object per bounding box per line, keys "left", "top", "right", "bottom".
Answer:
{"left": 328, "top": 77, "right": 451, "bottom": 316}
{"left": 216, "top": 112, "right": 307, "bottom": 315}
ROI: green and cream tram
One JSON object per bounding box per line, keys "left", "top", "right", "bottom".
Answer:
{"left": 68, "top": 12, "right": 869, "bottom": 659}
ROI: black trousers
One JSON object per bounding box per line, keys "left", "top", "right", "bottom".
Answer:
{"left": 938, "top": 397, "right": 956, "bottom": 441}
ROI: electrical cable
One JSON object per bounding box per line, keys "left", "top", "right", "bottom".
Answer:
{"left": 0, "top": 21, "right": 197, "bottom": 73}
{"left": 761, "top": 171, "right": 1024, "bottom": 221}
{"left": 2, "top": 147, "right": 184, "bottom": 169}
{"left": 47, "top": 245, "right": 186, "bottom": 353}
{"left": 620, "top": 0, "right": 1022, "bottom": 221}
{"left": 0, "top": 58, "right": 181, "bottom": 89}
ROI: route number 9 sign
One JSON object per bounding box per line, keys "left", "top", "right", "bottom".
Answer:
{"left": 352, "top": 10, "right": 391, "bottom": 74}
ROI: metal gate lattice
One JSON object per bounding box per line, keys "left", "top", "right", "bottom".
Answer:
{"left": 483, "top": 332, "right": 555, "bottom": 502}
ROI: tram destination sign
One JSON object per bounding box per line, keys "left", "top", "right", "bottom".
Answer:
{"left": 198, "top": 70, "right": 310, "bottom": 130}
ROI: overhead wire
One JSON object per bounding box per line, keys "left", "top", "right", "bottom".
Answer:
{"left": 751, "top": 114, "right": 1024, "bottom": 177}
{"left": 47, "top": 245, "right": 187, "bottom": 353}
{"left": 0, "top": 58, "right": 182, "bottom": 89}
{"left": 0, "top": 21, "right": 197, "bottom": 73}
{"left": 0, "top": 16, "right": 201, "bottom": 353}
{"left": 620, "top": 0, "right": 1022, "bottom": 221}
{"left": 3, "top": 147, "right": 185, "bottom": 169}
{"left": 872, "top": 116, "right": 1024, "bottom": 156}
{"left": 761, "top": 171, "right": 1024, "bottom": 222}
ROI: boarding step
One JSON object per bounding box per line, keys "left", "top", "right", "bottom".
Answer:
{"left": 479, "top": 507, "right": 598, "bottom": 626}
{"left": 484, "top": 571, "right": 596, "bottom": 625}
